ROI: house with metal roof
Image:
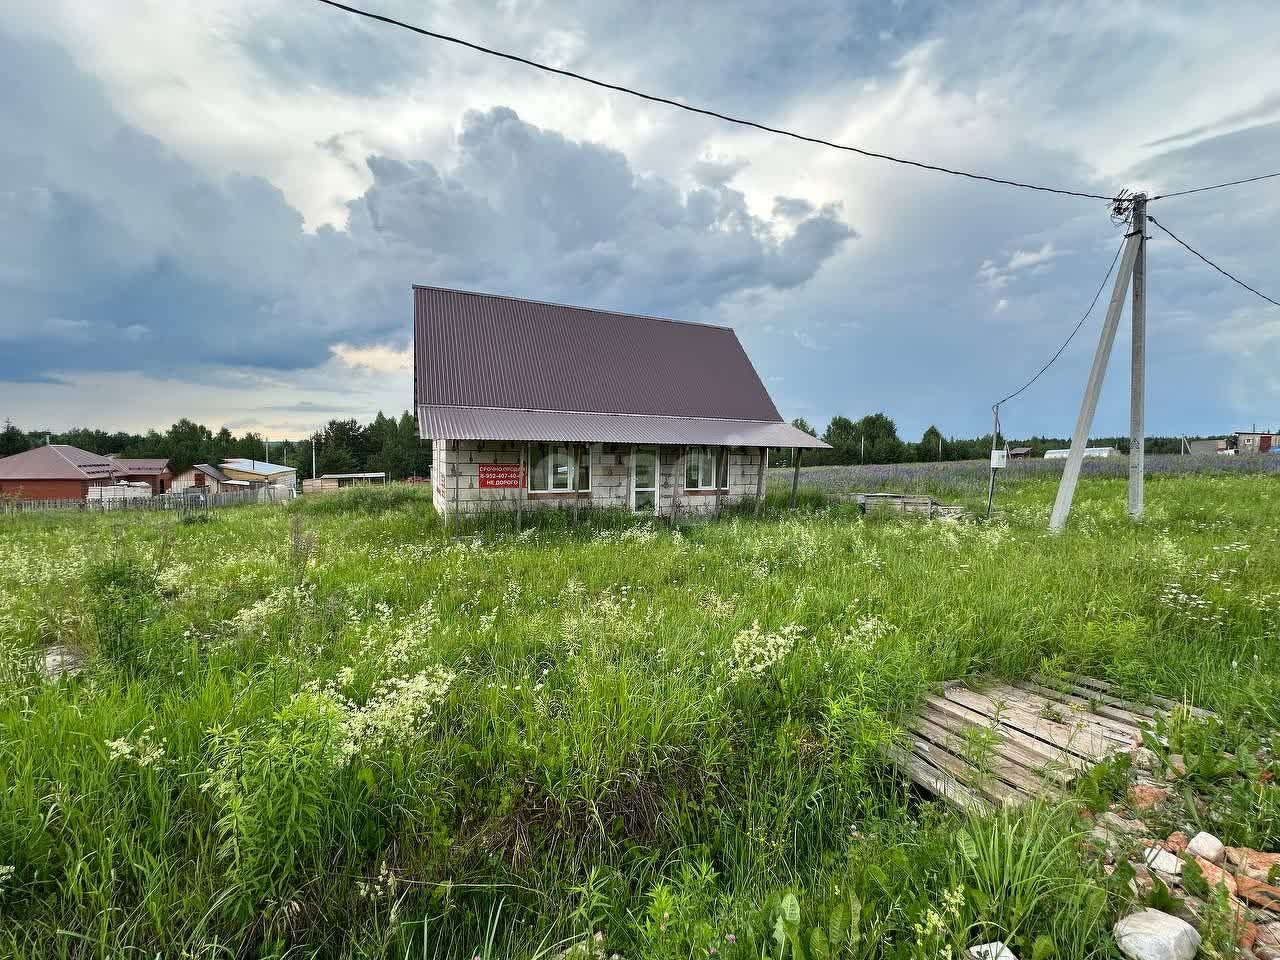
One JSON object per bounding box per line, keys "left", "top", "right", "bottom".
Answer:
{"left": 219, "top": 459, "right": 298, "bottom": 488}
{"left": 107, "top": 456, "right": 173, "bottom": 493}
{"left": 302, "top": 472, "right": 388, "bottom": 493}
{"left": 170, "top": 463, "right": 252, "bottom": 495}
{"left": 0, "top": 444, "right": 123, "bottom": 500}
{"left": 413, "top": 285, "right": 828, "bottom": 517}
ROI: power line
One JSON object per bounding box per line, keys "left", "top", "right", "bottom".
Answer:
{"left": 993, "top": 234, "right": 1127, "bottom": 409}
{"left": 1147, "top": 215, "right": 1280, "bottom": 308}
{"left": 309, "top": 0, "right": 1117, "bottom": 201}
{"left": 1151, "top": 171, "right": 1280, "bottom": 201}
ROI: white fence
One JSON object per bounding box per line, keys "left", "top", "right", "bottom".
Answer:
{"left": 1, "top": 485, "right": 294, "bottom": 516}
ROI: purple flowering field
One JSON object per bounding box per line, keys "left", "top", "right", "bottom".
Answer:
{"left": 772, "top": 453, "right": 1280, "bottom": 504}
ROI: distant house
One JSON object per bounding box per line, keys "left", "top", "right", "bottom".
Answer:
{"left": 1008, "top": 447, "right": 1033, "bottom": 459}
{"left": 170, "top": 463, "right": 251, "bottom": 495}
{"left": 1187, "top": 438, "right": 1231, "bottom": 456}
{"left": 0, "top": 445, "right": 122, "bottom": 500}
{"left": 413, "top": 285, "right": 828, "bottom": 516}
{"left": 1235, "top": 431, "right": 1276, "bottom": 454}
{"left": 1044, "top": 446, "right": 1118, "bottom": 460}
{"left": 303, "top": 472, "right": 387, "bottom": 493}
{"left": 107, "top": 456, "right": 172, "bottom": 493}
{"left": 219, "top": 459, "right": 297, "bottom": 488}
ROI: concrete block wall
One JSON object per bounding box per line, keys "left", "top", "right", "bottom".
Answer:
{"left": 432, "top": 440, "right": 767, "bottom": 517}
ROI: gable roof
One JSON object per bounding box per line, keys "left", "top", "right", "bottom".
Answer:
{"left": 0, "top": 444, "right": 121, "bottom": 481}
{"left": 413, "top": 286, "right": 827, "bottom": 448}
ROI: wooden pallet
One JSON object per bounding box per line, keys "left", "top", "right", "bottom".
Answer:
{"left": 894, "top": 677, "right": 1201, "bottom": 813}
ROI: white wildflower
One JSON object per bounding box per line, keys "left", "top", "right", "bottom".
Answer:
{"left": 303, "top": 665, "right": 455, "bottom": 761}
{"left": 729, "top": 621, "right": 803, "bottom": 678}
{"left": 105, "top": 725, "right": 168, "bottom": 768}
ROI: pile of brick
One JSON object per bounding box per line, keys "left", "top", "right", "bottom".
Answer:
{"left": 1088, "top": 751, "right": 1280, "bottom": 960}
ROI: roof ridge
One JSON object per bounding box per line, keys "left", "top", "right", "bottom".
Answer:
{"left": 47, "top": 444, "right": 93, "bottom": 477}
{"left": 413, "top": 284, "right": 733, "bottom": 332}
{"left": 419, "top": 402, "right": 783, "bottom": 425}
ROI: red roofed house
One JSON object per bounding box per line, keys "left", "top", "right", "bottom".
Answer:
{"left": 413, "top": 285, "right": 828, "bottom": 517}
{"left": 0, "top": 445, "right": 123, "bottom": 500}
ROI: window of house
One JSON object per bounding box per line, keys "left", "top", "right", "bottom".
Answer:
{"left": 528, "top": 444, "right": 590, "bottom": 492}
{"left": 685, "top": 447, "right": 727, "bottom": 489}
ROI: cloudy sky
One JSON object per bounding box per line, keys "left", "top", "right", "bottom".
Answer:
{"left": 3, "top": 1, "right": 1278, "bottom": 440}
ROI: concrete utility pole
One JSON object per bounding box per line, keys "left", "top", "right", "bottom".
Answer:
{"left": 1128, "top": 195, "right": 1147, "bottom": 518}
{"left": 985, "top": 406, "right": 1000, "bottom": 520}
{"left": 1049, "top": 198, "right": 1145, "bottom": 533}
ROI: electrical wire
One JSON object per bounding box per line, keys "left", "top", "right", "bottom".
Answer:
{"left": 992, "top": 234, "right": 1127, "bottom": 410}
{"left": 1151, "top": 171, "right": 1280, "bottom": 201}
{"left": 309, "top": 0, "right": 1119, "bottom": 201}
{"left": 1148, "top": 215, "right": 1280, "bottom": 308}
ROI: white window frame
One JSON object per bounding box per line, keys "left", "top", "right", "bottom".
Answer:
{"left": 683, "top": 446, "right": 728, "bottom": 491}
{"left": 527, "top": 443, "right": 591, "bottom": 493}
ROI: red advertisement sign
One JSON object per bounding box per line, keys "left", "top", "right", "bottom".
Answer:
{"left": 478, "top": 463, "right": 523, "bottom": 489}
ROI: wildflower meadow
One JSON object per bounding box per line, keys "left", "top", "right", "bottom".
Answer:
{"left": 0, "top": 468, "right": 1277, "bottom": 959}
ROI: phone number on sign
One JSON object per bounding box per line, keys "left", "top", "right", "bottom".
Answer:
{"left": 477, "top": 464, "right": 523, "bottom": 488}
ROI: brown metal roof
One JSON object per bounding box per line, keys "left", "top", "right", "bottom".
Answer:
{"left": 414, "top": 286, "right": 783, "bottom": 421}
{"left": 418, "top": 405, "right": 829, "bottom": 448}
{"left": 109, "top": 457, "right": 170, "bottom": 475}
{"left": 0, "top": 445, "right": 120, "bottom": 480}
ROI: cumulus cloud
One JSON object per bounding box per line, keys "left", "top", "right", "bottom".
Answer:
{"left": 4, "top": 0, "right": 1280, "bottom": 438}
{"left": 0, "top": 33, "right": 853, "bottom": 386}
{"left": 331, "top": 342, "right": 412, "bottom": 372}
{"left": 1007, "top": 242, "right": 1059, "bottom": 271}
{"left": 978, "top": 242, "right": 1061, "bottom": 290}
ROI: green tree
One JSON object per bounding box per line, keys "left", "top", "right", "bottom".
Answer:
{"left": 0, "top": 419, "right": 30, "bottom": 457}
{"left": 398, "top": 411, "right": 432, "bottom": 477}
{"left": 823, "top": 415, "right": 858, "bottom": 447}
{"left": 791, "top": 417, "right": 817, "bottom": 437}
{"left": 317, "top": 445, "right": 358, "bottom": 476}
{"left": 920, "top": 425, "right": 944, "bottom": 461}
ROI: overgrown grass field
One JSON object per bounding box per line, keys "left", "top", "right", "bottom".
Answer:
{"left": 0, "top": 473, "right": 1277, "bottom": 959}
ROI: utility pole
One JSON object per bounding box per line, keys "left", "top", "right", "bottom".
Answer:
{"left": 1049, "top": 199, "right": 1145, "bottom": 533}
{"left": 312, "top": 433, "right": 317, "bottom": 479}
{"left": 1128, "top": 195, "right": 1147, "bottom": 518}
{"left": 985, "top": 405, "right": 1000, "bottom": 519}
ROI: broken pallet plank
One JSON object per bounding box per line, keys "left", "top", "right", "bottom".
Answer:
{"left": 1028, "top": 680, "right": 1161, "bottom": 728}
{"left": 1011, "top": 682, "right": 1146, "bottom": 744}
{"left": 889, "top": 744, "right": 992, "bottom": 815}
{"left": 942, "top": 686, "right": 1115, "bottom": 761}
{"left": 923, "top": 695, "right": 1088, "bottom": 777}
{"left": 910, "top": 714, "right": 1060, "bottom": 800}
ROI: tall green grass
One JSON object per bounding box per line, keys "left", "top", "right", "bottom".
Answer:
{"left": 0, "top": 476, "right": 1276, "bottom": 958}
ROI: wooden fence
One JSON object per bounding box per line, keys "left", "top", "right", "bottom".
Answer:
{"left": 1, "top": 485, "right": 294, "bottom": 516}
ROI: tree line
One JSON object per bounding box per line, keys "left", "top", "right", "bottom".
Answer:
{"left": 772, "top": 412, "right": 1200, "bottom": 466}
{"left": 0, "top": 409, "right": 1226, "bottom": 478}
{"left": 0, "top": 413, "right": 432, "bottom": 480}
